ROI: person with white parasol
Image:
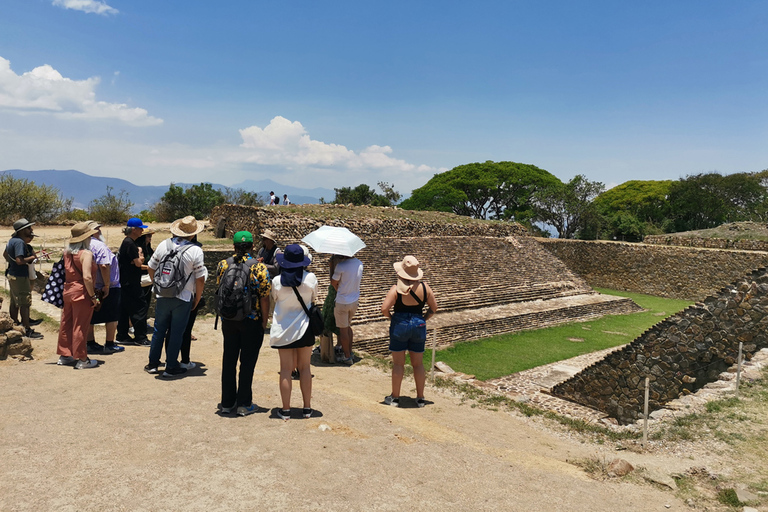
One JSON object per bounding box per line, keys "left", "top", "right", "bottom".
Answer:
{"left": 302, "top": 226, "right": 365, "bottom": 365}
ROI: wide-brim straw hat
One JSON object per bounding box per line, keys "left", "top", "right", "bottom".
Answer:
{"left": 70, "top": 222, "right": 98, "bottom": 244}
{"left": 170, "top": 216, "right": 205, "bottom": 238}
{"left": 394, "top": 255, "right": 423, "bottom": 294}
{"left": 260, "top": 229, "right": 277, "bottom": 242}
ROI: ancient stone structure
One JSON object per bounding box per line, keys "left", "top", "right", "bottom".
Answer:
{"left": 0, "top": 312, "right": 33, "bottom": 360}
{"left": 539, "top": 239, "right": 768, "bottom": 300}
{"left": 203, "top": 205, "right": 640, "bottom": 355}
{"left": 551, "top": 266, "right": 768, "bottom": 424}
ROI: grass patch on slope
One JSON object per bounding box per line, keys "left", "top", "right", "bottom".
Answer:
{"left": 426, "top": 288, "right": 693, "bottom": 381}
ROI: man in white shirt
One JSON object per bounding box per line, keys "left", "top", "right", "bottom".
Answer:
{"left": 144, "top": 216, "right": 208, "bottom": 377}
{"left": 331, "top": 255, "right": 363, "bottom": 365}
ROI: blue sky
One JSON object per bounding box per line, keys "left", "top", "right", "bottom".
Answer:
{"left": 1, "top": 1, "right": 767, "bottom": 196}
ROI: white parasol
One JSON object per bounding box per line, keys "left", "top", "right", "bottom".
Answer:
{"left": 301, "top": 225, "right": 366, "bottom": 257}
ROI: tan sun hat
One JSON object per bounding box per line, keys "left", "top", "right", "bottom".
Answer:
{"left": 86, "top": 220, "right": 102, "bottom": 231}
{"left": 394, "top": 255, "right": 423, "bottom": 294}
{"left": 70, "top": 222, "right": 99, "bottom": 244}
{"left": 170, "top": 216, "right": 205, "bottom": 238}
{"left": 260, "top": 229, "right": 278, "bottom": 242}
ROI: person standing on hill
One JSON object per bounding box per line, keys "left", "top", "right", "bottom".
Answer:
{"left": 116, "top": 218, "right": 148, "bottom": 345}
{"left": 3, "top": 218, "right": 43, "bottom": 339}
{"left": 283, "top": 194, "right": 291, "bottom": 205}
{"left": 331, "top": 254, "right": 363, "bottom": 365}
{"left": 215, "top": 231, "right": 271, "bottom": 416}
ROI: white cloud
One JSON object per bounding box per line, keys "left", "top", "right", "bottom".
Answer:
{"left": 239, "top": 116, "right": 439, "bottom": 176}
{"left": 0, "top": 56, "right": 162, "bottom": 127}
{"left": 52, "top": 0, "right": 118, "bottom": 15}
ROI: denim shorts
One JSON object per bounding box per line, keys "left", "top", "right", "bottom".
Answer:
{"left": 389, "top": 312, "right": 427, "bottom": 353}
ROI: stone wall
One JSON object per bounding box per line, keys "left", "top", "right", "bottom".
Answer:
{"left": 644, "top": 234, "right": 768, "bottom": 252}
{"left": 539, "top": 239, "right": 768, "bottom": 301}
{"left": 551, "top": 266, "right": 768, "bottom": 424}
{"left": 209, "top": 204, "right": 529, "bottom": 241}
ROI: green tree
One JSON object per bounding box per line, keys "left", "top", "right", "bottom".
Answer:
{"left": 333, "top": 183, "right": 398, "bottom": 206}
{"left": 532, "top": 175, "right": 605, "bottom": 239}
{"left": 592, "top": 180, "right": 673, "bottom": 241}
{"left": 400, "top": 161, "right": 560, "bottom": 222}
{"left": 222, "top": 187, "right": 265, "bottom": 207}
{"left": 88, "top": 186, "right": 133, "bottom": 224}
{"left": 155, "top": 183, "right": 225, "bottom": 221}
{"left": 0, "top": 174, "right": 72, "bottom": 223}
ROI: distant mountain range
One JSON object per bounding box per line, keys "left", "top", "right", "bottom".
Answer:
{"left": 1, "top": 169, "right": 335, "bottom": 211}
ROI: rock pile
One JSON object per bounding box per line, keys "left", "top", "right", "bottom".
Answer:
{"left": 0, "top": 312, "right": 33, "bottom": 360}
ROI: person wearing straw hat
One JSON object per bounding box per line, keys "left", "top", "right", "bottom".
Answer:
{"left": 256, "top": 229, "right": 282, "bottom": 278}
{"left": 269, "top": 244, "right": 318, "bottom": 420}
{"left": 380, "top": 255, "right": 438, "bottom": 408}
{"left": 145, "top": 216, "right": 208, "bottom": 378}
{"left": 56, "top": 222, "right": 101, "bottom": 369}
{"left": 3, "top": 218, "right": 43, "bottom": 339}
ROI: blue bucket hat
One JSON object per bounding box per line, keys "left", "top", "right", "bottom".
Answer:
{"left": 276, "top": 244, "right": 311, "bottom": 269}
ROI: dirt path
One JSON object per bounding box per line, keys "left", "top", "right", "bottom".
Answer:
{"left": 0, "top": 309, "right": 700, "bottom": 511}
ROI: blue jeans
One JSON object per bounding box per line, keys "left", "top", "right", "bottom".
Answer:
{"left": 389, "top": 312, "right": 427, "bottom": 353}
{"left": 149, "top": 297, "right": 193, "bottom": 370}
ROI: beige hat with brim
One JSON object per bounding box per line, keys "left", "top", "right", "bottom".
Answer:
{"left": 260, "top": 229, "right": 277, "bottom": 242}
{"left": 170, "top": 216, "right": 205, "bottom": 238}
{"left": 394, "top": 255, "right": 423, "bottom": 293}
{"left": 70, "top": 222, "right": 99, "bottom": 244}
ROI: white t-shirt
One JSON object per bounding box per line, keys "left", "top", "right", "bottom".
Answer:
{"left": 332, "top": 257, "right": 363, "bottom": 304}
{"left": 148, "top": 238, "right": 208, "bottom": 302}
{"left": 269, "top": 271, "right": 318, "bottom": 347}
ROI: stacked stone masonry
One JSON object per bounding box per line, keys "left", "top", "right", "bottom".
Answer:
{"left": 551, "top": 266, "right": 768, "bottom": 424}
{"left": 539, "top": 239, "right": 768, "bottom": 301}
{"left": 0, "top": 312, "right": 33, "bottom": 360}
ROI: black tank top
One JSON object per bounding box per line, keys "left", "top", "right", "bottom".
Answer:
{"left": 394, "top": 282, "right": 427, "bottom": 314}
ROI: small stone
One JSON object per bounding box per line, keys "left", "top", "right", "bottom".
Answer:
{"left": 735, "top": 487, "right": 758, "bottom": 504}
{"left": 607, "top": 458, "right": 634, "bottom": 477}
{"left": 435, "top": 361, "right": 454, "bottom": 374}
{"left": 318, "top": 424, "right": 332, "bottom": 432}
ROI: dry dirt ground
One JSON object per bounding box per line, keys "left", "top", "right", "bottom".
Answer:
{"left": 0, "top": 225, "right": 745, "bottom": 511}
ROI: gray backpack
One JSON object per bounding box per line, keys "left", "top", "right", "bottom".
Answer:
{"left": 153, "top": 239, "right": 194, "bottom": 298}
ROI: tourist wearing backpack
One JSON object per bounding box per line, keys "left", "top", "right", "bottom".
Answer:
{"left": 214, "top": 231, "right": 272, "bottom": 416}
{"left": 144, "top": 216, "right": 208, "bottom": 377}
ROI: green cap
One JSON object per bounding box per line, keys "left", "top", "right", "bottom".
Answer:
{"left": 233, "top": 231, "right": 253, "bottom": 243}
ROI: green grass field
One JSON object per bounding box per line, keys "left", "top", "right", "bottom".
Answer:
{"left": 425, "top": 288, "right": 693, "bottom": 381}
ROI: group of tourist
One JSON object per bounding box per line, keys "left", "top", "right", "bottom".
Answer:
{"left": 268, "top": 191, "right": 291, "bottom": 206}
{"left": 4, "top": 216, "right": 439, "bottom": 417}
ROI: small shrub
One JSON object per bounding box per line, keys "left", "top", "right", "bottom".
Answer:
{"left": 88, "top": 187, "right": 133, "bottom": 224}
{"left": 716, "top": 488, "right": 741, "bottom": 507}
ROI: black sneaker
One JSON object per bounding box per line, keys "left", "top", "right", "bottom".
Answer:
{"left": 134, "top": 337, "right": 151, "bottom": 347}
{"left": 291, "top": 369, "right": 300, "bottom": 380}
{"left": 144, "top": 364, "right": 159, "bottom": 374}
{"left": 116, "top": 335, "right": 135, "bottom": 345}
{"left": 29, "top": 318, "right": 43, "bottom": 326}
{"left": 104, "top": 343, "right": 125, "bottom": 353}
{"left": 87, "top": 341, "right": 104, "bottom": 354}
{"left": 25, "top": 329, "right": 43, "bottom": 340}
{"left": 161, "top": 366, "right": 187, "bottom": 377}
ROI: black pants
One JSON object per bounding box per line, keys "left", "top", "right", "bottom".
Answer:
{"left": 117, "top": 284, "right": 147, "bottom": 340}
{"left": 221, "top": 318, "right": 264, "bottom": 408}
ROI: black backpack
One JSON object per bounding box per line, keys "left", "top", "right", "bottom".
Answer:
{"left": 215, "top": 257, "right": 252, "bottom": 322}
{"left": 152, "top": 239, "right": 194, "bottom": 298}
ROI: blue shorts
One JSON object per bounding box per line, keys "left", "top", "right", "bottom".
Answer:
{"left": 389, "top": 312, "right": 427, "bottom": 353}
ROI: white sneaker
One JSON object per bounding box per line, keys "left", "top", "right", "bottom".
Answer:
{"left": 57, "top": 355, "right": 76, "bottom": 366}
{"left": 180, "top": 362, "right": 196, "bottom": 370}
{"left": 74, "top": 359, "right": 98, "bottom": 370}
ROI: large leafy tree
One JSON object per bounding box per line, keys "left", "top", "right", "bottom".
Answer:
{"left": 592, "top": 180, "right": 673, "bottom": 241}
{"left": 532, "top": 175, "right": 605, "bottom": 239}
{"left": 155, "top": 183, "right": 225, "bottom": 221}
{"left": 0, "top": 174, "right": 72, "bottom": 223}
{"left": 666, "top": 172, "right": 768, "bottom": 232}
{"left": 400, "top": 161, "right": 561, "bottom": 221}
{"left": 88, "top": 186, "right": 133, "bottom": 224}
{"left": 333, "top": 182, "right": 401, "bottom": 206}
